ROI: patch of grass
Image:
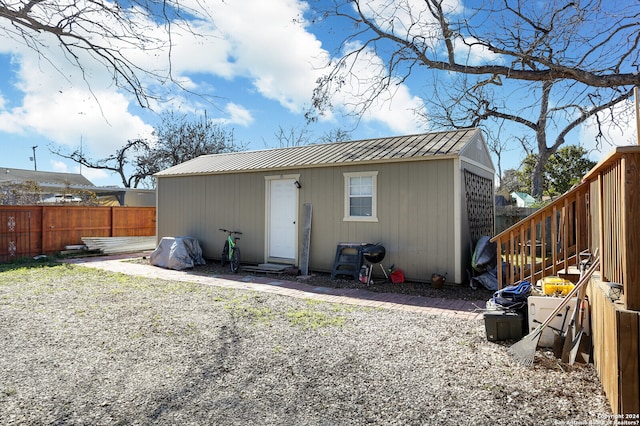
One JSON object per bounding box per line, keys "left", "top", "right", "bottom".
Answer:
{"left": 1, "top": 260, "right": 352, "bottom": 332}
{"left": 225, "top": 302, "right": 275, "bottom": 324}
{"left": 2, "top": 388, "right": 16, "bottom": 397}
{"left": 286, "top": 309, "right": 345, "bottom": 329}
{"left": 159, "top": 281, "right": 200, "bottom": 294}
{"left": 218, "top": 293, "right": 275, "bottom": 324}
{"left": 0, "top": 256, "right": 59, "bottom": 274}
{"left": 305, "top": 299, "right": 359, "bottom": 314}
{"left": 130, "top": 331, "right": 146, "bottom": 339}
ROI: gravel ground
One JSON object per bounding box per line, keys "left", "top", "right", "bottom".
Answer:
{"left": 0, "top": 260, "right": 612, "bottom": 425}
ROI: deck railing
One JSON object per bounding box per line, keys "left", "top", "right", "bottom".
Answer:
{"left": 491, "top": 182, "right": 590, "bottom": 291}
{"left": 584, "top": 146, "right": 640, "bottom": 311}
{"left": 491, "top": 146, "right": 640, "bottom": 311}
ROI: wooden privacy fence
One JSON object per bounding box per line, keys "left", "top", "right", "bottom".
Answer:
{"left": 494, "top": 206, "right": 538, "bottom": 234}
{"left": 0, "top": 205, "right": 156, "bottom": 261}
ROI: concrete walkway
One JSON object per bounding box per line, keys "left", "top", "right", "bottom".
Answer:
{"left": 65, "top": 254, "right": 486, "bottom": 321}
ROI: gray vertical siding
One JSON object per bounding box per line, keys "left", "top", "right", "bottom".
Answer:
{"left": 157, "top": 173, "right": 266, "bottom": 263}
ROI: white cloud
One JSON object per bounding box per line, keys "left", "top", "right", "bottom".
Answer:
{"left": 454, "top": 36, "right": 502, "bottom": 66}
{"left": 211, "top": 102, "right": 254, "bottom": 127}
{"left": 0, "top": 0, "right": 431, "bottom": 186}
{"left": 3, "top": 49, "right": 154, "bottom": 158}
{"left": 321, "top": 41, "right": 426, "bottom": 134}
{"left": 164, "top": 0, "right": 426, "bottom": 132}
{"left": 201, "top": 0, "right": 328, "bottom": 112}
{"left": 0, "top": 9, "right": 155, "bottom": 183}
{"left": 362, "top": 86, "right": 425, "bottom": 134}
{"left": 579, "top": 99, "right": 638, "bottom": 162}
{"left": 50, "top": 159, "right": 110, "bottom": 184}
{"left": 50, "top": 159, "right": 70, "bottom": 173}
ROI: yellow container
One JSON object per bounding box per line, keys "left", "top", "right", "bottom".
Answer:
{"left": 541, "top": 276, "right": 574, "bottom": 296}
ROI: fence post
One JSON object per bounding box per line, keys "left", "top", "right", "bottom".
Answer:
{"left": 41, "top": 205, "right": 47, "bottom": 254}
{"left": 111, "top": 207, "right": 116, "bottom": 237}
{"left": 623, "top": 154, "right": 640, "bottom": 311}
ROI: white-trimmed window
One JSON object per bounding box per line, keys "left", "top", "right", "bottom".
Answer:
{"left": 344, "top": 171, "right": 378, "bottom": 222}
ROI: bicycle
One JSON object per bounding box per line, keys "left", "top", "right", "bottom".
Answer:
{"left": 220, "top": 228, "right": 242, "bottom": 273}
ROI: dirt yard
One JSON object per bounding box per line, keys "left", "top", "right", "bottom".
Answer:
{"left": 0, "top": 260, "right": 611, "bottom": 425}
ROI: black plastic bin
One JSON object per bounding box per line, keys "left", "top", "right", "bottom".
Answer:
{"left": 484, "top": 310, "right": 525, "bottom": 342}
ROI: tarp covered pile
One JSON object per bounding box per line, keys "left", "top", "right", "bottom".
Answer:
{"left": 150, "top": 236, "right": 205, "bottom": 271}
{"left": 470, "top": 236, "right": 499, "bottom": 291}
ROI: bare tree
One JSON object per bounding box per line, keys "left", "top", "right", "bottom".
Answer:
{"left": 475, "top": 123, "right": 511, "bottom": 189}
{"left": 499, "top": 169, "right": 522, "bottom": 194}
{"left": 49, "top": 112, "right": 244, "bottom": 188}
{"left": 52, "top": 111, "right": 242, "bottom": 188}
{"left": 311, "top": 0, "right": 640, "bottom": 197}
{"left": 267, "top": 125, "right": 313, "bottom": 148}
{"left": 265, "top": 125, "right": 353, "bottom": 148}
{"left": 0, "top": 0, "right": 210, "bottom": 107}
{"left": 136, "top": 111, "right": 242, "bottom": 186}
{"left": 317, "top": 127, "right": 353, "bottom": 144}
{"left": 50, "top": 139, "right": 149, "bottom": 188}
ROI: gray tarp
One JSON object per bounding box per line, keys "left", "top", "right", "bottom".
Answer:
{"left": 471, "top": 236, "right": 497, "bottom": 273}
{"left": 150, "top": 236, "right": 206, "bottom": 271}
{"left": 470, "top": 265, "right": 499, "bottom": 291}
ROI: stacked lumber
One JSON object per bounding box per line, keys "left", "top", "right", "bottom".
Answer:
{"left": 81, "top": 236, "right": 157, "bottom": 254}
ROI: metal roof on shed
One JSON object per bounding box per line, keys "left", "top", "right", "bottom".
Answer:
{"left": 155, "top": 128, "right": 481, "bottom": 177}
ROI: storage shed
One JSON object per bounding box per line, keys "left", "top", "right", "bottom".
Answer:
{"left": 155, "top": 128, "right": 495, "bottom": 283}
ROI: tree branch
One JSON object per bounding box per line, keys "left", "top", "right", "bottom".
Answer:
{"left": 0, "top": 1, "right": 210, "bottom": 108}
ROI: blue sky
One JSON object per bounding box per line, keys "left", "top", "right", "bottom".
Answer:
{"left": 0, "top": 0, "right": 636, "bottom": 188}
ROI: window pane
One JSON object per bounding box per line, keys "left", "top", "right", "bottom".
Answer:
{"left": 350, "top": 196, "right": 372, "bottom": 216}
{"left": 349, "top": 176, "right": 372, "bottom": 196}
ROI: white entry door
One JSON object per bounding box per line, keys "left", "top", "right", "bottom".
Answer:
{"left": 267, "top": 178, "right": 298, "bottom": 261}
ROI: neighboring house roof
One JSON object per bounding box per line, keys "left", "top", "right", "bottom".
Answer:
{"left": 495, "top": 195, "right": 512, "bottom": 207}
{"left": 0, "top": 168, "right": 94, "bottom": 187}
{"left": 156, "top": 128, "right": 490, "bottom": 177}
{"left": 0, "top": 167, "right": 155, "bottom": 206}
{"left": 511, "top": 191, "right": 536, "bottom": 207}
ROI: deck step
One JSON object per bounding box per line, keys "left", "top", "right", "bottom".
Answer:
{"left": 557, "top": 266, "right": 581, "bottom": 283}
{"left": 242, "top": 263, "right": 291, "bottom": 274}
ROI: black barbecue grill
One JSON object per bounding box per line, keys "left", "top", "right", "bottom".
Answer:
{"left": 362, "top": 244, "right": 386, "bottom": 264}
{"left": 362, "top": 243, "right": 389, "bottom": 284}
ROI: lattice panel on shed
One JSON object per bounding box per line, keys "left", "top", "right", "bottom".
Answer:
{"left": 464, "top": 169, "right": 494, "bottom": 245}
